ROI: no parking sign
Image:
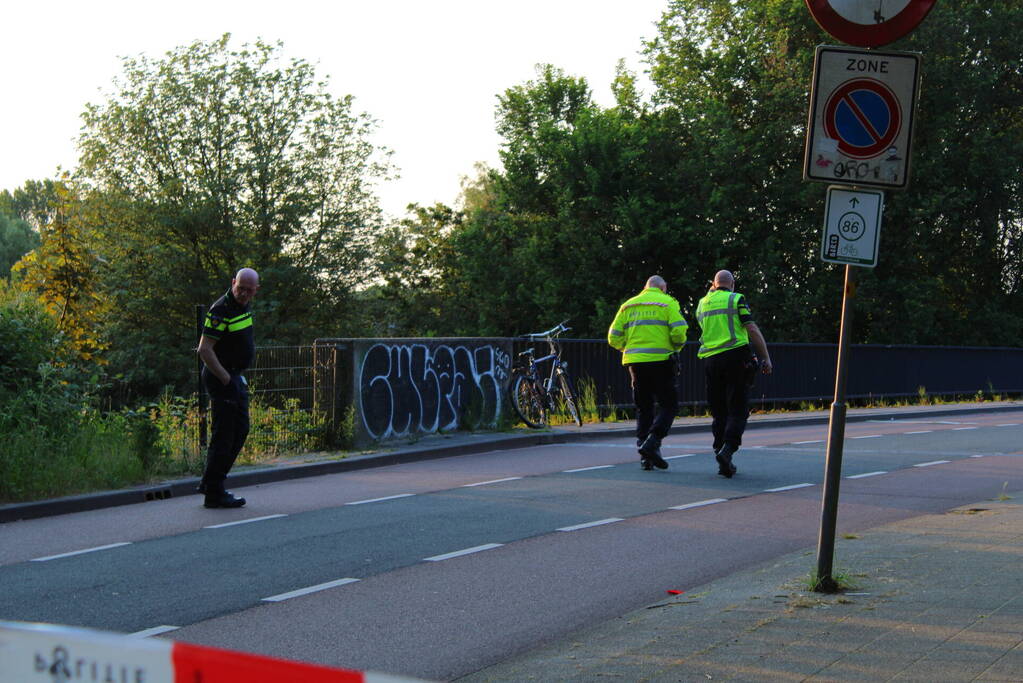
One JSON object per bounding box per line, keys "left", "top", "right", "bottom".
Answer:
{"left": 804, "top": 45, "right": 920, "bottom": 189}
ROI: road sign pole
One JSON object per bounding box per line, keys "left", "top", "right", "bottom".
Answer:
{"left": 816, "top": 264, "right": 856, "bottom": 592}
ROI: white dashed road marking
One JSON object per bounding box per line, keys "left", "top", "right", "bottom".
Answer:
{"left": 346, "top": 494, "right": 415, "bottom": 505}
{"left": 262, "top": 578, "right": 361, "bottom": 602}
{"left": 846, "top": 471, "right": 887, "bottom": 479}
{"left": 764, "top": 483, "right": 814, "bottom": 492}
{"left": 31, "top": 542, "right": 132, "bottom": 562}
{"left": 204, "top": 514, "right": 287, "bottom": 529}
{"left": 463, "top": 477, "right": 523, "bottom": 487}
{"left": 557, "top": 518, "right": 624, "bottom": 532}
{"left": 669, "top": 498, "right": 727, "bottom": 511}
{"left": 562, "top": 465, "right": 614, "bottom": 473}
{"left": 129, "top": 625, "right": 180, "bottom": 638}
{"left": 424, "top": 543, "right": 504, "bottom": 562}
{"left": 914, "top": 460, "right": 951, "bottom": 468}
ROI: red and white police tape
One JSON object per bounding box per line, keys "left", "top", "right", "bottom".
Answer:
{"left": 0, "top": 621, "right": 426, "bottom": 682}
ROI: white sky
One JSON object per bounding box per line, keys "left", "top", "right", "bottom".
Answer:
{"left": 1, "top": 0, "right": 665, "bottom": 218}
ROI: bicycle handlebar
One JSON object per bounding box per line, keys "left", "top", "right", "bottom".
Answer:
{"left": 523, "top": 320, "right": 571, "bottom": 340}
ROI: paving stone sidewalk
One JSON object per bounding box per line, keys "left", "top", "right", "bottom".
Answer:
{"left": 462, "top": 497, "right": 1023, "bottom": 682}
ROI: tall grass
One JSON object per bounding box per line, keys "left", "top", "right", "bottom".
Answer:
{"left": 1, "top": 414, "right": 144, "bottom": 503}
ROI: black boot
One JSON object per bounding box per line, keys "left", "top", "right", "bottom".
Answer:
{"left": 715, "top": 444, "right": 737, "bottom": 478}
{"left": 204, "top": 490, "right": 246, "bottom": 508}
{"left": 639, "top": 435, "right": 668, "bottom": 470}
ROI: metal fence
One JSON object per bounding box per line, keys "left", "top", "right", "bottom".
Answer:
{"left": 199, "top": 340, "right": 1023, "bottom": 451}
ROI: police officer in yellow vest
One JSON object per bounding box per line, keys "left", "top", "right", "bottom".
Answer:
{"left": 608, "top": 275, "right": 688, "bottom": 470}
{"left": 695, "top": 270, "right": 773, "bottom": 478}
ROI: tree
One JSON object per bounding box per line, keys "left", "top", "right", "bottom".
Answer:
{"left": 645, "top": 0, "right": 1023, "bottom": 345}
{"left": 71, "top": 34, "right": 394, "bottom": 396}
{"left": 0, "top": 213, "right": 39, "bottom": 278}
{"left": 11, "top": 181, "right": 109, "bottom": 364}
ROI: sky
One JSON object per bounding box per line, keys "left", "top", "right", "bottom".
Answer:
{"left": 1, "top": 0, "right": 666, "bottom": 218}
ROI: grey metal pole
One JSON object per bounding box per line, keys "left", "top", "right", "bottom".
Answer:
{"left": 196, "top": 304, "right": 208, "bottom": 452}
{"left": 816, "top": 264, "right": 856, "bottom": 592}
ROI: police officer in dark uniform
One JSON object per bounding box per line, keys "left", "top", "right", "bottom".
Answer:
{"left": 695, "top": 270, "right": 773, "bottom": 478}
{"left": 197, "top": 268, "right": 259, "bottom": 508}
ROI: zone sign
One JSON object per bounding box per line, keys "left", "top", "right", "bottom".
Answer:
{"left": 804, "top": 45, "right": 920, "bottom": 190}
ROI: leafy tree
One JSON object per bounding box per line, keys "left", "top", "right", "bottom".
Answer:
{"left": 12, "top": 181, "right": 110, "bottom": 364}
{"left": 0, "top": 213, "right": 39, "bottom": 278}
{"left": 428, "top": 64, "right": 713, "bottom": 337}
{"left": 70, "top": 34, "right": 393, "bottom": 396}
{"left": 368, "top": 203, "right": 465, "bottom": 336}
{"left": 645, "top": 0, "right": 1023, "bottom": 345}
{"left": 0, "top": 180, "right": 60, "bottom": 230}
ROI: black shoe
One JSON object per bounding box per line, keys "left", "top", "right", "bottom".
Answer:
{"left": 641, "top": 458, "right": 654, "bottom": 471}
{"left": 639, "top": 435, "right": 669, "bottom": 469}
{"left": 196, "top": 482, "right": 207, "bottom": 495}
{"left": 204, "top": 491, "right": 246, "bottom": 508}
{"left": 715, "top": 444, "right": 737, "bottom": 478}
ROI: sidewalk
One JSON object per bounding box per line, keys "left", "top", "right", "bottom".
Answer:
{"left": 463, "top": 496, "right": 1023, "bottom": 682}
{"left": 2, "top": 401, "right": 1022, "bottom": 522}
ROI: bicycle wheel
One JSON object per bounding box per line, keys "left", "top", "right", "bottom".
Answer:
{"left": 511, "top": 374, "right": 547, "bottom": 428}
{"left": 556, "top": 370, "right": 583, "bottom": 427}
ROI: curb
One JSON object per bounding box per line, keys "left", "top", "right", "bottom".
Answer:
{"left": 2, "top": 403, "right": 1021, "bottom": 523}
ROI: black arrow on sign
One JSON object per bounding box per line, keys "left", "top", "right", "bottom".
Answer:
{"left": 849, "top": 197, "right": 860, "bottom": 207}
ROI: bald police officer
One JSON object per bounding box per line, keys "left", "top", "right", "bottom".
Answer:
{"left": 197, "top": 268, "right": 260, "bottom": 508}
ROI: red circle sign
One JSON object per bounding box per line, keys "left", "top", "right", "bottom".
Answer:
{"left": 805, "top": 0, "right": 937, "bottom": 47}
{"left": 823, "top": 78, "right": 902, "bottom": 159}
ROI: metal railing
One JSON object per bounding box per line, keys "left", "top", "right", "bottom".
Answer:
{"left": 198, "top": 340, "right": 1023, "bottom": 450}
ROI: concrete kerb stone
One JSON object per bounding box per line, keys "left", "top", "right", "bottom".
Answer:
{"left": 2, "top": 402, "right": 1021, "bottom": 523}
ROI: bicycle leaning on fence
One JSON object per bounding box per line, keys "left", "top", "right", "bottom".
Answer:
{"left": 510, "top": 321, "right": 583, "bottom": 428}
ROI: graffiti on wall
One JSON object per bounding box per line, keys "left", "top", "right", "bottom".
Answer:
{"left": 358, "top": 342, "right": 511, "bottom": 440}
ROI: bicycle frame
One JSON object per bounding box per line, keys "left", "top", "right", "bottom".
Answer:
{"left": 510, "top": 320, "right": 582, "bottom": 428}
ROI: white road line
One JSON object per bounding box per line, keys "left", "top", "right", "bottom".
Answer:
{"left": 346, "top": 493, "right": 416, "bottom": 505}
{"left": 970, "top": 454, "right": 986, "bottom": 458}
{"left": 669, "top": 498, "right": 727, "bottom": 511}
{"left": 765, "top": 483, "right": 814, "bottom": 492}
{"left": 204, "top": 514, "right": 287, "bottom": 529}
{"left": 953, "top": 427, "right": 978, "bottom": 431}
{"left": 128, "top": 625, "right": 180, "bottom": 638}
{"left": 557, "top": 518, "right": 624, "bottom": 532}
{"left": 914, "top": 460, "right": 951, "bottom": 468}
{"left": 792, "top": 440, "right": 824, "bottom": 445}
{"left": 463, "top": 477, "right": 523, "bottom": 487}
{"left": 424, "top": 543, "right": 504, "bottom": 562}
{"left": 996, "top": 424, "right": 1020, "bottom": 427}
{"left": 748, "top": 445, "right": 766, "bottom": 449}
{"left": 31, "top": 542, "right": 132, "bottom": 562}
{"left": 846, "top": 471, "right": 887, "bottom": 479}
{"left": 664, "top": 453, "right": 696, "bottom": 460}
{"left": 262, "top": 578, "right": 360, "bottom": 602}
{"left": 562, "top": 465, "right": 614, "bottom": 473}
{"left": 905, "top": 430, "right": 933, "bottom": 434}
{"left": 851, "top": 434, "right": 882, "bottom": 439}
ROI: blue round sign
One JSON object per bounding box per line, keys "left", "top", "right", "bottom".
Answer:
{"left": 823, "top": 78, "right": 901, "bottom": 159}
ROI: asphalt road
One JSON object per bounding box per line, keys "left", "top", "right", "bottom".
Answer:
{"left": 2, "top": 409, "right": 1021, "bottom": 680}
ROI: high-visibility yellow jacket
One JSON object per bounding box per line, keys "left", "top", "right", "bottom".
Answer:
{"left": 695, "top": 288, "right": 751, "bottom": 359}
{"left": 607, "top": 287, "right": 688, "bottom": 365}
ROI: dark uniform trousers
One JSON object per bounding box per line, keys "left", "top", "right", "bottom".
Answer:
{"left": 704, "top": 346, "right": 754, "bottom": 452}
{"left": 202, "top": 369, "right": 250, "bottom": 493}
{"left": 628, "top": 359, "right": 678, "bottom": 444}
